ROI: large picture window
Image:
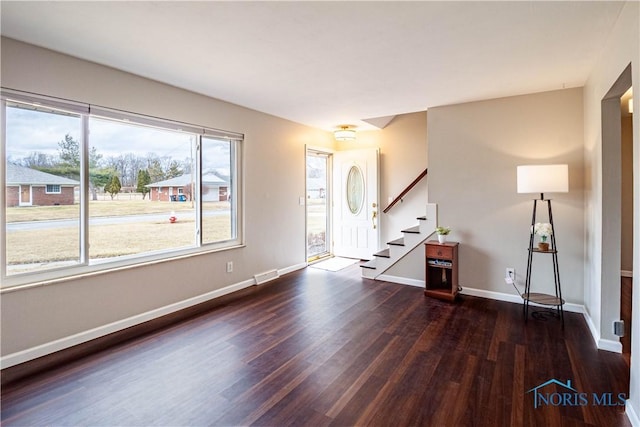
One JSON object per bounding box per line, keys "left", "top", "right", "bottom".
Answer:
{"left": 1, "top": 91, "right": 243, "bottom": 287}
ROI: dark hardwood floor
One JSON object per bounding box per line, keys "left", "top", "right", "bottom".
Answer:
{"left": 1, "top": 264, "right": 631, "bottom": 426}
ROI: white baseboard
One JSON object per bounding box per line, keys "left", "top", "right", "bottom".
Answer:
{"left": 377, "top": 279, "right": 624, "bottom": 354}
{"left": 462, "top": 286, "right": 624, "bottom": 353}
{"left": 280, "top": 262, "right": 307, "bottom": 276}
{"left": 2, "top": 262, "right": 623, "bottom": 369}
{"left": 582, "top": 310, "right": 623, "bottom": 353}
{"left": 377, "top": 274, "right": 424, "bottom": 288}
{"left": 376, "top": 279, "right": 587, "bottom": 313}
{"left": 598, "top": 339, "right": 623, "bottom": 354}
{"left": 1, "top": 263, "right": 306, "bottom": 369}
{"left": 459, "top": 286, "right": 585, "bottom": 314}
{"left": 583, "top": 310, "right": 601, "bottom": 349}
{"left": 460, "top": 286, "right": 522, "bottom": 306}
{"left": 465, "top": 286, "right": 624, "bottom": 353}
{"left": 627, "top": 400, "right": 640, "bottom": 427}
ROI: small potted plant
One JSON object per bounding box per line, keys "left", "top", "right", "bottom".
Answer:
{"left": 534, "top": 222, "right": 552, "bottom": 251}
{"left": 435, "top": 226, "right": 451, "bottom": 244}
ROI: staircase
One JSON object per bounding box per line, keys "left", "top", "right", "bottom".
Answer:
{"left": 361, "top": 203, "right": 437, "bottom": 279}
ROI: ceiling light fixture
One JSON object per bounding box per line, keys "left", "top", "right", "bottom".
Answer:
{"left": 629, "top": 98, "right": 633, "bottom": 114}
{"left": 334, "top": 125, "right": 356, "bottom": 141}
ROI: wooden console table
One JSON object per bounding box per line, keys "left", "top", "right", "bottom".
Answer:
{"left": 424, "top": 241, "right": 459, "bottom": 301}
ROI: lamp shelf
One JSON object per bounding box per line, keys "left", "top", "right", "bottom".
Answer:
{"left": 530, "top": 248, "right": 558, "bottom": 254}
{"left": 521, "top": 197, "right": 565, "bottom": 327}
{"left": 521, "top": 292, "right": 565, "bottom": 307}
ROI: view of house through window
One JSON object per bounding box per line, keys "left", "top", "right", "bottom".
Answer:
{"left": 201, "top": 136, "right": 235, "bottom": 244}
{"left": 4, "top": 103, "right": 83, "bottom": 275}
{"left": 88, "top": 117, "right": 197, "bottom": 260}
{"left": 2, "top": 92, "right": 242, "bottom": 285}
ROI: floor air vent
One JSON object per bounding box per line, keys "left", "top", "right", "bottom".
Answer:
{"left": 254, "top": 269, "right": 279, "bottom": 285}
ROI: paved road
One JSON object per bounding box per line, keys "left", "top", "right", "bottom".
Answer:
{"left": 6, "top": 210, "right": 229, "bottom": 232}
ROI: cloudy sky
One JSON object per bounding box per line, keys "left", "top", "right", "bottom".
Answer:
{"left": 5, "top": 105, "right": 231, "bottom": 174}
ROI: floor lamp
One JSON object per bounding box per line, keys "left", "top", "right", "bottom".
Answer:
{"left": 517, "top": 164, "right": 569, "bottom": 326}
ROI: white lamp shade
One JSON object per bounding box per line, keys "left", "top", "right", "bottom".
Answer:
{"left": 517, "top": 164, "right": 569, "bottom": 194}
{"left": 334, "top": 128, "right": 356, "bottom": 141}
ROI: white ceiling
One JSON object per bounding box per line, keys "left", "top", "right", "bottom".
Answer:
{"left": 0, "top": 1, "right": 625, "bottom": 131}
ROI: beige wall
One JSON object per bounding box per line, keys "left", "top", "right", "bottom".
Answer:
{"left": 582, "top": 1, "right": 639, "bottom": 423}
{"left": 427, "top": 88, "right": 585, "bottom": 304}
{"left": 0, "top": 37, "right": 334, "bottom": 356}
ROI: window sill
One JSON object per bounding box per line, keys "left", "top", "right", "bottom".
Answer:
{"left": 1, "top": 243, "right": 245, "bottom": 294}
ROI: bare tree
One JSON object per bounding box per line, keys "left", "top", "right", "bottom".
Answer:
{"left": 20, "top": 152, "right": 57, "bottom": 168}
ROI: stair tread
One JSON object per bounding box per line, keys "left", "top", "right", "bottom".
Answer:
{"left": 373, "top": 248, "right": 390, "bottom": 258}
{"left": 360, "top": 259, "right": 377, "bottom": 269}
{"left": 362, "top": 205, "right": 437, "bottom": 280}
{"left": 388, "top": 238, "right": 405, "bottom": 246}
{"left": 401, "top": 225, "right": 421, "bottom": 234}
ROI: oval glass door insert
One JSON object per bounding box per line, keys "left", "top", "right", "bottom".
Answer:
{"left": 346, "top": 165, "right": 365, "bottom": 215}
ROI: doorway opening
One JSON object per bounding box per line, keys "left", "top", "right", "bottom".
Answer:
{"left": 620, "top": 86, "right": 634, "bottom": 363}
{"left": 306, "top": 150, "right": 331, "bottom": 262}
{"left": 305, "top": 147, "right": 380, "bottom": 264}
{"left": 601, "top": 63, "right": 633, "bottom": 373}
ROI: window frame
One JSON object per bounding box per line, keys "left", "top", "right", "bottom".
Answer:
{"left": 45, "top": 184, "right": 62, "bottom": 194}
{"left": 1, "top": 89, "right": 245, "bottom": 289}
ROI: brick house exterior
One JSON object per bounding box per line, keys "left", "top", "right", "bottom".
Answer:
{"left": 6, "top": 163, "right": 79, "bottom": 207}
{"left": 6, "top": 186, "right": 19, "bottom": 207}
{"left": 147, "top": 173, "right": 228, "bottom": 202}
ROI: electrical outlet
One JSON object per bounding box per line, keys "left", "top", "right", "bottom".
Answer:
{"left": 226, "top": 261, "right": 233, "bottom": 273}
{"left": 506, "top": 268, "right": 515, "bottom": 279}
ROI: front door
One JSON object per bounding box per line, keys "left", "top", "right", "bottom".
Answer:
{"left": 333, "top": 148, "right": 379, "bottom": 260}
{"left": 20, "top": 185, "right": 31, "bottom": 206}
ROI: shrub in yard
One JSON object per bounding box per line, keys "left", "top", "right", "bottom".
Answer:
{"left": 105, "top": 175, "right": 122, "bottom": 200}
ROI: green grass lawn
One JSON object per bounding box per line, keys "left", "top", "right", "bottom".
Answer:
{"left": 5, "top": 199, "right": 232, "bottom": 274}
{"left": 306, "top": 198, "right": 328, "bottom": 257}
{"left": 6, "top": 197, "right": 330, "bottom": 274}
{"left": 5, "top": 199, "right": 228, "bottom": 222}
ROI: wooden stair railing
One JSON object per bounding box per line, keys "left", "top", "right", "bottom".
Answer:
{"left": 383, "top": 168, "right": 428, "bottom": 213}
